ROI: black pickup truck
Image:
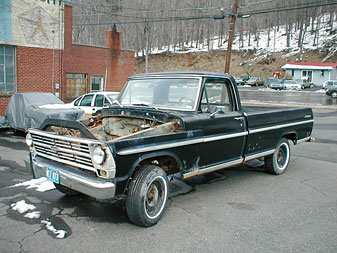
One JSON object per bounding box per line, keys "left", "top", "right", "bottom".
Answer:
{"left": 26, "top": 72, "right": 314, "bottom": 227}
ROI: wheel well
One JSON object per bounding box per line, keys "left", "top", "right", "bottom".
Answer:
{"left": 283, "top": 132, "right": 297, "bottom": 144}
{"left": 135, "top": 155, "right": 181, "bottom": 176}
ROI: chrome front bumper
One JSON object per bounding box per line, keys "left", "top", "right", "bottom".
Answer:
{"left": 31, "top": 156, "right": 116, "bottom": 199}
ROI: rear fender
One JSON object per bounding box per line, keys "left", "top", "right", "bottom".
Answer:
{"left": 282, "top": 131, "right": 297, "bottom": 144}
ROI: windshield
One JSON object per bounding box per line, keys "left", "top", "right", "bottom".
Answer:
{"left": 107, "top": 93, "right": 119, "bottom": 101}
{"left": 270, "top": 78, "right": 281, "bottom": 83}
{"left": 284, "top": 80, "right": 297, "bottom": 84}
{"left": 119, "top": 78, "right": 201, "bottom": 110}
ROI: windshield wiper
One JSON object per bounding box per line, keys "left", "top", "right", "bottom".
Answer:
{"left": 131, "top": 103, "right": 158, "bottom": 110}
{"left": 112, "top": 99, "right": 123, "bottom": 108}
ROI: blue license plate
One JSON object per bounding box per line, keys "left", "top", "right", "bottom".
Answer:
{"left": 46, "top": 168, "right": 60, "bottom": 184}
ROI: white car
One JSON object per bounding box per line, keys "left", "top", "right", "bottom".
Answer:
{"left": 323, "top": 80, "right": 337, "bottom": 90}
{"left": 69, "top": 92, "right": 119, "bottom": 116}
{"left": 283, "top": 80, "right": 301, "bottom": 91}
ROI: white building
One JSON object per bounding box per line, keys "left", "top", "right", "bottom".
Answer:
{"left": 281, "top": 62, "right": 337, "bottom": 87}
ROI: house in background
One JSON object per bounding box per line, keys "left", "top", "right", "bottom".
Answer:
{"left": 0, "top": 0, "right": 135, "bottom": 116}
{"left": 281, "top": 62, "right": 337, "bottom": 87}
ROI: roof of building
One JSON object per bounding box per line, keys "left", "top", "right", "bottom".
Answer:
{"left": 282, "top": 62, "right": 337, "bottom": 70}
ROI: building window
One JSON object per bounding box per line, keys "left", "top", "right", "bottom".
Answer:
{"left": 302, "top": 70, "right": 313, "bottom": 82}
{"left": 0, "top": 45, "right": 16, "bottom": 93}
{"left": 91, "top": 76, "right": 103, "bottom": 92}
{"left": 291, "top": 70, "right": 294, "bottom": 77}
{"left": 321, "top": 70, "right": 324, "bottom": 77}
{"left": 66, "top": 74, "right": 87, "bottom": 100}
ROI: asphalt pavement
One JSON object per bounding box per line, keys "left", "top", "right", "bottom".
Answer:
{"left": 0, "top": 91, "right": 337, "bottom": 252}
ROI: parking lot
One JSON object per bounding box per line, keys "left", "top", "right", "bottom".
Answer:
{"left": 1, "top": 95, "right": 337, "bottom": 252}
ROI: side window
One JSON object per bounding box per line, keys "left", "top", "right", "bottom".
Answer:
{"left": 200, "top": 79, "right": 234, "bottom": 113}
{"left": 73, "top": 97, "right": 82, "bottom": 106}
{"left": 80, "top": 94, "right": 94, "bottom": 106}
{"left": 94, "top": 94, "right": 104, "bottom": 107}
{"left": 103, "top": 96, "right": 111, "bottom": 106}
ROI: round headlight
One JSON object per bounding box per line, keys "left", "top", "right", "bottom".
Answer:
{"left": 93, "top": 146, "right": 105, "bottom": 165}
{"left": 26, "top": 133, "right": 33, "bottom": 147}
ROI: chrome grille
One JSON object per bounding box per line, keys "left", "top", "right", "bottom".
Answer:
{"left": 31, "top": 132, "right": 96, "bottom": 172}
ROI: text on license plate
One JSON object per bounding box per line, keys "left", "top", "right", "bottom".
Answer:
{"left": 46, "top": 168, "right": 60, "bottom": 184}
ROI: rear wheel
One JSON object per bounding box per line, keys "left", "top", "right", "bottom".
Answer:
{"left": 126, "top": 165, "right": 169, "bottom": 227}
{"left": 331, "top": 92, "right": 337, "bottom": 98}
{"left": 265, "top": 138, "right": 290, "bottom": 175}
{"left": 54, "top": 183, "right": 79, "bottom": 195}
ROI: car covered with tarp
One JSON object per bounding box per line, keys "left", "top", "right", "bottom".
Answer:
{"left": 0, "top": 92, "right": 85, "bottom": 131}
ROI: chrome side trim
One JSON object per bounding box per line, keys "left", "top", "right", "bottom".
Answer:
{"left": 249, "top": 119, "right": 314, "bottom": 134}
{"left": 296, "top": 136, "right": 312, "bottom": 144}
{"left": 244, "top": 149, "right": 275, "bottom": 162}
{"left": 204, "top": 131, "right": 248, "bottom": 142}
{"left": 118, "top": 138, "right": 204, "bottom": 155}
{"left": 118, "top": 131, "right": 248, "bottom": 155}
{"left": 182, "top": 158, "right": 244, "bottom": 179}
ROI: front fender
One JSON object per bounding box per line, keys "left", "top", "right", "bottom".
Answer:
{"left": 118, "top": 150, "right": 184, "bottom": 195}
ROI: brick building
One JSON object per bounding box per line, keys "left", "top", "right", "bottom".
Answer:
{"left": 0, "top": 0, "right": 135, "bottom": 115}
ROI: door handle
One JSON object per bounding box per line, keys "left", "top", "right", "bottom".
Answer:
{"left": 234, "top": 117, "right": 243, "bottom": 121}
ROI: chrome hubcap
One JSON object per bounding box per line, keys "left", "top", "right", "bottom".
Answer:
{"left": 144, "top": 176, "right": 167, "bottom": 219}
{"left": 276, "top": 143, "right": 289, "bottom": 170}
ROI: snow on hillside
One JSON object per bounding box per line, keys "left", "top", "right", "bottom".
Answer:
{"left": 149, "top": 14, "right": 337, "bottom": 62}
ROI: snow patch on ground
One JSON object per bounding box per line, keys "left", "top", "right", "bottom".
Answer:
{"left": 41, "top": 219, "right": 67, "bottom": 239}
{"left": 10, "top": 200, "right": 67, "bottom": 238}
{"left": 11, "top": 177, "right": 55, "bottom": 192}
{"left": 24, "top": 211, "right": 41, "bottom": 219}
{"left": 315, "top": 89, "right": 327, "bottom": 93}
{"left": 11, "top": 200, "right": 36, "bottom": 213}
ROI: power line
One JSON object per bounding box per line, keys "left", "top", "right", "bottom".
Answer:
{"left": 73, "top": 15, "right": 216, "bottom": 26}
{"left": 239, "top": 0, "right": 337, "bottom": 16}
{"left": 72, "top": 5, "right": 231, "bottom": 18}
{"left": 240, "top": 0, "right": 274, "bottom": 8}
{"left": 72, "top": 1, "right": 337, "bottom": 26}
{"left": 238, "top": 0, "right": 337, "bottom": 15}
{"left": 66, "top": 0, "right": 232, "bottom": 18}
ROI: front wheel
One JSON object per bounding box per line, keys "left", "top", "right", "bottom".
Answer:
{"left": 331, "top": 92, "right": 337, "bottom": 98}
{"left": 265, "top": 138, "right": 290, "bottom": 175}
{"left": 126, "top": 165, "right": 169, "bottom": 227}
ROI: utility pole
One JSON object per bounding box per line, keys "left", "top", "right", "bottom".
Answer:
{"left": 144, "top": 21, "right": 149, "bottom": 73}
{"left": 225, "top": 0, "right": 239, "bottom": 74}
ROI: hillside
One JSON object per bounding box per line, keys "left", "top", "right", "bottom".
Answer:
{"left": 135, "top": 49, "right": 337, "bottom": 78}
{"left": 135, "top": 15, "right": 337, "bottom": 78}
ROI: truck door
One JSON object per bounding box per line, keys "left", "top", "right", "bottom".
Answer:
{"left": 198, "top": 78, "right": 247, "bottom": 168}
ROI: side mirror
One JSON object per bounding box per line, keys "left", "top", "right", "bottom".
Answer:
{"left": 210, "top": 110, "right": 225, "bottom": 118}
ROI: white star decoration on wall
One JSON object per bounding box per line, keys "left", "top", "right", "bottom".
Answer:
{"left": 18, "top": 6, "right": 59, "bottom": 46}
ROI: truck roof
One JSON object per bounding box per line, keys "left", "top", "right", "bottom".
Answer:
{"left": 129, "top": 72, "right": 234, "bottom": 79}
